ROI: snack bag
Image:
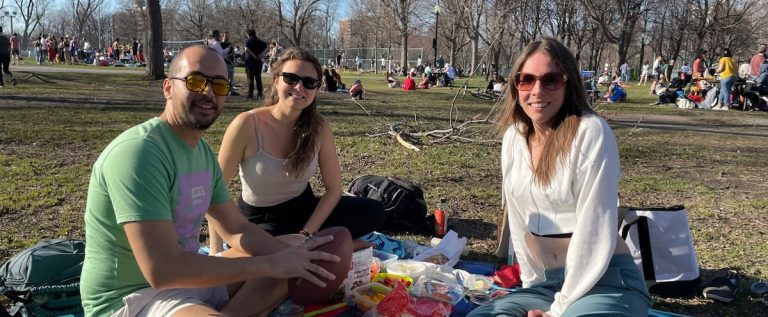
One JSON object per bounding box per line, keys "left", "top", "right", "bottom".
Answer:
{"left": 345, "top": 248, "right": 374, "bottom": 303}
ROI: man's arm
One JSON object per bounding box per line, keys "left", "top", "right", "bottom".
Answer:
{"left": 124, "top": 205, "right": 339, "bottom": 290}
{"left": 206, "top": 200, "right": 290, "bottom": 256}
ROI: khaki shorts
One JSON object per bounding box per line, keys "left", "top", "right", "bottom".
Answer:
{"left": 111, "top": 285, "right": 230, "bottom": 317}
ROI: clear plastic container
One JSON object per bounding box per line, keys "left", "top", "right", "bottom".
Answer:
{"left": 352, "top": 282, "right": 392, "bottom": 312}
{"left": 373, "top": 250, "right": 398, "bottom": 270}
{"left": 385, "top": 260, "right": 427, "bottom": 280}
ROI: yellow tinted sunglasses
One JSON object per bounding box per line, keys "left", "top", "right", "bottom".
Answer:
{"left": 170, "top": 74, "right": 231, "bottom": 96}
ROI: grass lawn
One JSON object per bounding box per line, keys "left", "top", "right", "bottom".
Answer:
{"left": 0, "top": 68, "right": 766, "bottom": 316}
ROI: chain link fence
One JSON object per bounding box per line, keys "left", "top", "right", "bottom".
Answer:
{"left": 306, "top": 47, "right": 424, "bottom": 72}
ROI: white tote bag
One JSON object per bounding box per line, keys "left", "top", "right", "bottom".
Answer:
{"left": 620, "top": 205, "right": 701, "bottom": 297}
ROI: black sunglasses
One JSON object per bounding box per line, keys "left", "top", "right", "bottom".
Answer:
{"left": 514, "top": 72, "right": 567, "bottom": 91}
{"left": 280, "top": 72, "right": 320, "bottom": 89}
{"left": 170, "top": 74, "right": 231, "bottom": 96}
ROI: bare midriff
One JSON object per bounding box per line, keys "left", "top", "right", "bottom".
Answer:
{"left": 524, "top": 232, "right": 631, "bottom": 269}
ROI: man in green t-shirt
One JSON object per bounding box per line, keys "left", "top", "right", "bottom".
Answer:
{"left": 80, "top": 45, "right": 339, "bottom": 317}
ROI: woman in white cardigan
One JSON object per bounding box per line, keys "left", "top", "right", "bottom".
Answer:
{"left": 469, "top": 38, "right": 651, "bottom": 317}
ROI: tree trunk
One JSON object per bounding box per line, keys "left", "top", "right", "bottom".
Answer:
{"left": 400, "top": 31, "right": 408, "bottom": 70}
{"left": 146, "top": 0, "right": 164, "bottom": 80}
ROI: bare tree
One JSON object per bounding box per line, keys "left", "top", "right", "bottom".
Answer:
{"left": 176, "top": 0, "right": 214, "bottom": 40}
{"left": 381, "top": 0, "right": 422, "bottom": 69}
{"left": 274, "top": 0, "right": 321, "bottom": 48}
{"left": 316, "top": 0, "right": 338, "bottom": 48}
{"left": 689, "top": 0, "right": 754, "bottom": 55}
{"left": 581, "top": 0, "right": 647, "bottom": 66}
{"left": 71, "top": 0, "right": 106, "bottom": 37}
{"left": 454, "top": 0, "right": 485, "bottom": 70}
{"left": 14, "top": 0, "right": 52, "bottom": 49}
{"left": 440, "top": 0, "right": 471, "bottom": 67}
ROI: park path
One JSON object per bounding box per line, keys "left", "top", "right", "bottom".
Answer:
{"left": 10, "top": 64, "right": 146, "bottom": 75}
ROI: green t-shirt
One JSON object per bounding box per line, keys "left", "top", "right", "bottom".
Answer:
{"left": 80, "top": 118, "right": 230, "bottom": 316}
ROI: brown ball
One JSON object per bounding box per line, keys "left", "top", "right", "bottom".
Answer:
{"left": 288, "top": 227, "right": 353, "bottom": 305}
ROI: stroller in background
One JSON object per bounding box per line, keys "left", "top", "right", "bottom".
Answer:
{"left": 582, "top": 70, "right": 601, "bottom": 105}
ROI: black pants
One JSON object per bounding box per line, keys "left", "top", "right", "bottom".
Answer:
{"left": 0, "top": 53, "right": 12, "bottom": 85}
{"left": 238, "top": 184, "right": 385, "bottom": 238}
{"left": 245, "top": 62, "right": 264, "bottom": 98}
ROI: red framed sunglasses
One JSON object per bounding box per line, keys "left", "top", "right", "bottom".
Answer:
{"left": 514, "top": 72, "right": 567, "bottom": 91}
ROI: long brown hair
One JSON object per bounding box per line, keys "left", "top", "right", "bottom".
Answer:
{"left": 264, "top": 48, "right": 323, "bottom": 178}
{"left": 497, "top": 38, "right": 595, "bottom": 187}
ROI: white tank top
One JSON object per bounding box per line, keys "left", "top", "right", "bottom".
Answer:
{"left": 239, "top": 113, "right": 319, "bottom": 206}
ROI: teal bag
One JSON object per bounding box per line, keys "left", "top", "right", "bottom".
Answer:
{"left": 0, "top": 239, "right": 85, "bottom": 317}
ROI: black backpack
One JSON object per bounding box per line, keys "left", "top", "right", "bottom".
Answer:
{"left": 1, "top": 239, "right": 85, "bottom": 317}
{"left": 346, "top": 175, "right": 429, "bottom": 233}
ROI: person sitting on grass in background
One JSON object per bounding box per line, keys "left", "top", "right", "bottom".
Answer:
{"left": 209, "top": 48, "right": 385, "bottom": 255}
{"left": 418, "top": 73, "right": 430, "bottom": 89}
{"left": 322, "top": 68, "right": 338, "bottom": 92}
{"left": 386, "top": 71, "right": 401, "bottom": 88}
{"left": 468, "top": 38, "right": 650, "bottom": 317}
{"left": 485, "top": 73, "right": 507, "bottom": 94}
{"left": 350, "top": 79, "right": 364, "bottom": 100}
{"left": 403, "top": 72, "right": 416, "bottom": 91}
{"left": 650, "top": 76, "right": 677, "bottom": 105}
{"left": 80, "top": 45, "right": 341, "bottom": 317}
{"left": 331, "top": 68, "right": 345, "bottom": 90}
{"left": 602, "top": 75, "right": 627, "bottom": 103}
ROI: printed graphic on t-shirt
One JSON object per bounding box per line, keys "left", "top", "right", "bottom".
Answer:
{"left": 174, "top": 170, "right": 212, "bottom": 252}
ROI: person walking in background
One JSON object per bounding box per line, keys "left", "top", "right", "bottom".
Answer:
{"left": 244, "top": 29, "right": 267, "bottom": 99}
{"left": 649, "top": 55, "right": 663, "bottom": 95}
{"left": 0, "top": 27, "right": 17, "bottom": 87}
{"left": 714, "top": 48, "right": 737, "bottom": 110}
{"left": 620, "top": 62, "right": 629, "bottom": 83}
{"left": 10, "top": 33, "right": 20, "bottom": 65}
{"left": 638, "top": 61, "right": 650, "bottom": 86}
{"left": 220, "top": 31, "right": 239, "bottom": 96}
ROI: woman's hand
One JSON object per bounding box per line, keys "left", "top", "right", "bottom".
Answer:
{"left": 527, "top": 310, "right": 551, "bottom": 317}
{"left": 263, "top": 234, "right": 340, "bottom": 287}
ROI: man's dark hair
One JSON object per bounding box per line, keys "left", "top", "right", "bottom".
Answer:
{"left": 247, "top": 29, "right": 256, "bottom": 37}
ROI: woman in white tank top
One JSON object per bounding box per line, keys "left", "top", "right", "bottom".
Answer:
{"left": 209, "top": 48, "right": 384, "bottom": 255}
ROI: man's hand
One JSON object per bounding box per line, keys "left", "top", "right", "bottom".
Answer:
{"left": 264, "top": 235, "right": 340, "bottom": 287}
{"left": 527, "top": 310, "right": 551, "bottom": 317}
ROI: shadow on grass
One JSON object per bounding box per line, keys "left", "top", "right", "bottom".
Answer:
{"left": 0, "top": 95, "right": 162, "bottom": 110}
{"left": 651, "top": 267, "right": 768, "bottom": 316}
{"left": 449, "top": 218, "right": 497, "bottom": 240}
{"left": 611, "top": 118, "right": 768, "bottom": 138}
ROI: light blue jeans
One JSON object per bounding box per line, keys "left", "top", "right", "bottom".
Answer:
{"left": 719, "top": 76, "right": 738, "bottom": 108}
{"left": 468, "top": 254, "right": 651, "bottom": 317}
{"left": 226, "top": 63, "right": 235, "bottom": 87}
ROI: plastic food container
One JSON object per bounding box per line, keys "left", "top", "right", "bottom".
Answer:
{"left": 373, "top": 272, "right": 414, "bottom": 289}
{"left": 373, "top": 250, "right": 398, "bottom": 270}
{"left": 352, "top": 282, "right": 392, "bottom": 312}
{"left": 385, "top": 260, "right": 427, "bottom": 280}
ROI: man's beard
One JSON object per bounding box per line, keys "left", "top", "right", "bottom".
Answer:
{"left": 180, "top": 100, "right": 222, "bottom": 130}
